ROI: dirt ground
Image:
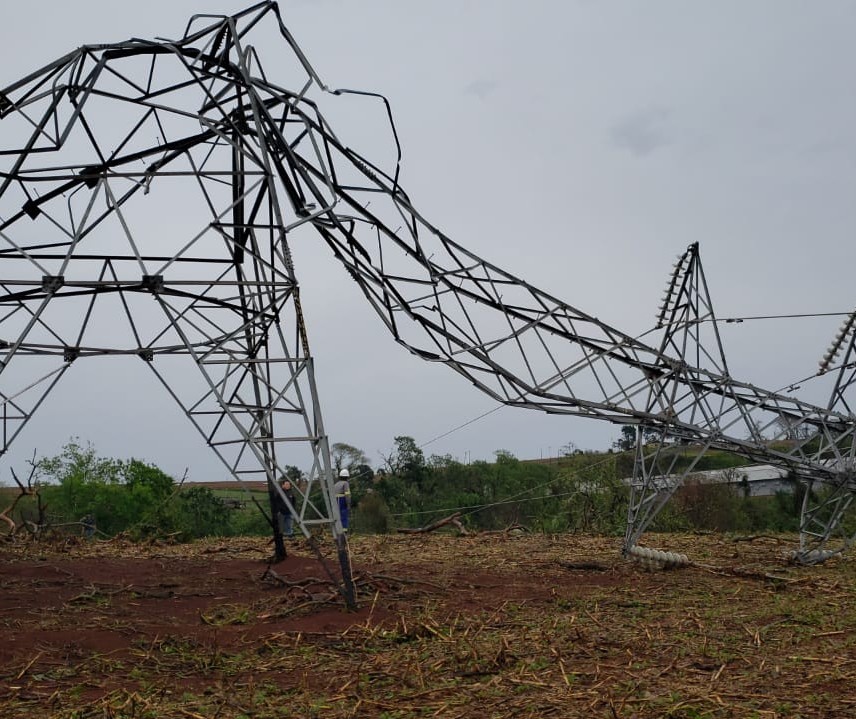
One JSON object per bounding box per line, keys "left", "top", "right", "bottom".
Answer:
{"left": 1, "top": 531, "right": 854, "bottom": 718}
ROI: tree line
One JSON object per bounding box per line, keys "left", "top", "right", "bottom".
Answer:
{"left": 0, "top": 435, "right": 810, "bottom": 542}
{"left": 342, "top": 436, "right": 803, "bottom": 536}
{"left": 2, "top": 440, "right": 260, "bottom": 541}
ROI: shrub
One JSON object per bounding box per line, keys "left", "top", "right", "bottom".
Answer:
{"left": 228, "top": 505, "right": 272, "bottom": 536}
{"left": 175, "top": 487, "right": 232, "bottom": 539}
{"left": 353, "top": 492, "right": 391, "bottom": 534}
{"left": 673, "top": 478, "right": 749, "bottom": 532}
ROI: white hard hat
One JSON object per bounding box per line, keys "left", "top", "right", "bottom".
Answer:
{"left": 338, "top": 468, "right": 350, "bottom": 478}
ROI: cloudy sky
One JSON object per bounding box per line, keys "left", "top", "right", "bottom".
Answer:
{"left": 1, "top": 1, "right": 854, "bottom": 482}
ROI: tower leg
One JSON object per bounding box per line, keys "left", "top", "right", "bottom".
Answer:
{"left": 335, "top": 533, "right": 357, "bottom": 610}
{"left": 793, "top": 478, "right": 855, "bottom": 564}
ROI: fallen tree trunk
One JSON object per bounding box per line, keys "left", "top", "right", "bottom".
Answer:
{"left": 397, "top": 512, "right": 469, "bottom": 535}
{"left": 480, "top": 522, "right": 530, "bottom": 535}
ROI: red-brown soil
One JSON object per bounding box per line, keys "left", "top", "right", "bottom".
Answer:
{"left": 1, "top": 532, "right": 854, "bottom": 718}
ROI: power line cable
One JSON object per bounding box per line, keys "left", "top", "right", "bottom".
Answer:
{"left": 389, "top": 451, "right": 620, "bottom": 520}
{"left": 387, "top": 488, "right": 584, "bottom": 518}
{"left": 413, "top": 318, "right": 674, "bottom": 454}
{"left": 418, "top": 404, "right": 504, "bottom": 450}
{"left": 458, "top": 453, "right": 620, "bottom": 521}
{"left": 716, "top": 311, "right": 853, "bottom": 324}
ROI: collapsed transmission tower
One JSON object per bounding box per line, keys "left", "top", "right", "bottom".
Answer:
{"left": 0, "top": 3, "right": 360, "bottom": 604}
{"left": 0, "top": 3, "right": 854, "bottom": 583}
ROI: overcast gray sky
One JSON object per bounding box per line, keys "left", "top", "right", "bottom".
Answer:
{"left": 1, "top": 1, "right": 855, "bottom": 481}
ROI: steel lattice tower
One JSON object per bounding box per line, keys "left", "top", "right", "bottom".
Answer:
{"left": 1, "top": 3, "right": 854, "bottom": 580}
{"left": 0, "top": 4, "right": 355, "bottom": 605}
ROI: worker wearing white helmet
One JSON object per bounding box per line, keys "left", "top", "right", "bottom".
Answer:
{"left": 334, "top": 468, "right": 351, "bottom": 532}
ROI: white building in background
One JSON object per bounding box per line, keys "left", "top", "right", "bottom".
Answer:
{"left": 701, "top": 464, "right": 792, "bottom": 497}
{"left": 616, "top": 464, "right": 793, "bottom": 497}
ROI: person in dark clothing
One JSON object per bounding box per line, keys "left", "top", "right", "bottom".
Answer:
{"left": 277, "top": 479, "right": 297, "bottom": 538}
{"left": 81, "top": 514, "right": 96, "bottom": 539}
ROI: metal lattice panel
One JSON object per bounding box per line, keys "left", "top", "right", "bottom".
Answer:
{"left": 0, "top": 4, "right": 356, "bottom": 605}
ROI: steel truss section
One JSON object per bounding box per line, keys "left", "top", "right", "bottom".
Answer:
{"left": 0, "top": 3, "right": 853, "bottom": 574}
{"left": 288, "top": 96, "right": 856, "bottom": 558}
{"left": 625, "top": 243, "right": 731, "bottom": 558}
{"left": 0, "top": 3, "right": 355, "bottom": 606}
{"left": 625, "top": 430, "right": 711, "bottom": 555}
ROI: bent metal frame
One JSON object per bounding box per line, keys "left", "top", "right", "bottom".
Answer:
{"left": 1, "top": 3, "right": 854, "bottom": 604}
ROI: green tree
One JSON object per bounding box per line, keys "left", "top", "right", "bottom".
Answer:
{"left": 383, "top": 436, "right": 426, "bottom": 482}
{"left": 37, "top": 441, "right": 184, "bottom": 538}
{"left": 467, "top": 450, "right": 554, "bottom": 530}
{"left": 556, "top": 455, "right": 628, "bottom": 535}
{"left": 613, "top": 426, "right": 636, "bottom": 452}
{"left": 331, "top": 443, "right": 370, "bottom": 474}
{"left": 176, "top": 487, "right": 231, "bottom": 539}
{"left": 282, "top": 465, "right": 304, "bottom": 486}
{"left": 374, "top": 436, "right": 428, "bottom": 522}
{"left": 122, "top": 459, "right": 177, "bottom": 536}
{"left": 39, "top": 438, "right": 122, "bottom": 485}
{"left": 39, "top": 440, "right": 126, "bottom": 533}
{"left": 353, "top": 492, "right": 391, "bottom": 534}
{"left": 122, "top": 459, "right": 174, "bottom": 498}
{"left": 673, "top": 477, "right": 748, "bottom": 532}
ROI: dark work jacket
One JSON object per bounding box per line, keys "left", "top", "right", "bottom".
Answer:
{"left": 275, "top": 486, "right": 297, "bottom": 513}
